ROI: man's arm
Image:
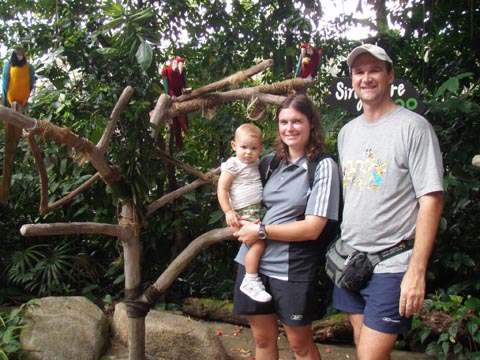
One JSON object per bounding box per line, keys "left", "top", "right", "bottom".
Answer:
{"left": 399, "top": 191, "right": 443, "bottom": 318}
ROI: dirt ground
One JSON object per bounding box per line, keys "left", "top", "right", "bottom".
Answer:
{"left": 104, "top": 320, "right": 434, "bottom": 360}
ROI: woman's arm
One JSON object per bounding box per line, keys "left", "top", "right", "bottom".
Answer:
{"left": 235, "top": 215, "right": 327, "bottom": 246}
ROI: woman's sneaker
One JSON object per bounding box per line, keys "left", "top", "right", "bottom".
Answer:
{"left": 240, "top": 277, "right": 272, "bottom": 302}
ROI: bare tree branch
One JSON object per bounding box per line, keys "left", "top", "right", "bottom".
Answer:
{"left": 20, "top": 222, "right": 126, "bottom": 238}
{"left": 150, "top": 94, "right": 173, "bottom": 141}
{"left": 159, "top": 77, "right": 313, "bottom": 121}
{"left": 43, "top": 173, "right": 102, "bottom": 215}
{"left": 26, "top": 133, "right": 49, "bottom": 214}
{"left": 177, "top": 59, "right": 274, "bottom": 102}
{"left": 0, "top": 105, "right": 36, "bottom": 129}
{"left": 97, "top": 85, "right": 135, "bottom": 156}
{"left": 152, "top": 228, "right": 234, "bottom": 293}
{"left": 146, "top": 171, "right": 219, "bottom": 217}
{"left": 154, "top": 146, "right": 219, "bottom": 182}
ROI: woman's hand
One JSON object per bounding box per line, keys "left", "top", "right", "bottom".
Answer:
{"left": 234, "top": 221, "right": 260, "bottom": 246}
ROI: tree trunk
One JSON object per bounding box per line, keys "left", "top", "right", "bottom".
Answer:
{"left": 120, "top": 202, "right": 146, "bottom": 360}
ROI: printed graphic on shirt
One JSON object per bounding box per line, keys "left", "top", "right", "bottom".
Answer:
{"left": 342, "top": 148, "right": 387, "bottom": 190}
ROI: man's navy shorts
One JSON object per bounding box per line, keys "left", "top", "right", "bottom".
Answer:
{"left": 233, "top": 264, "right": 316, "bottom": 327}
{"left": 332, "top": 272, "right": 413, "bottom": 334}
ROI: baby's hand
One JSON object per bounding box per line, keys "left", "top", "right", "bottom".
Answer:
{"left": 226, "top": 210, "right": 241, "bottom": 228}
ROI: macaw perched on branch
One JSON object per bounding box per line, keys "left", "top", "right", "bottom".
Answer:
{"left": 1, "top": 46, "right": 36, "bottom": 203}
{"left": 295, "top": 43, "right": 323, "bottom": 79}
{"left": 161, "top": 57, "right": 188, "bottom": 149}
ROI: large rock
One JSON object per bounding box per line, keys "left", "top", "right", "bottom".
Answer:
{"left": 112, "top": 302, "right": 228, "bottom": 360}
{"left": 19, "top": 296, "right": 109, "bottom": 360}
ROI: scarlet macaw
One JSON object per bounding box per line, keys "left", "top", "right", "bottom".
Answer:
{"left": 295, "top": 44, "right": 323, "bottom": 79}
{"left": 1, "top": 46, "right": 35, "bottom": 203}
{"left": 161, "top": 57, "right": 188, "bottom": 149}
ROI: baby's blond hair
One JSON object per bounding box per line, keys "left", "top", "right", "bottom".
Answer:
{"left": 235, "top": 123, "right": 263, "bottom": 141}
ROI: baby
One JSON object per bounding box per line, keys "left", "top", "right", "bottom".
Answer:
{"left": 217, "top": 123, "right": 271, "bottom": 302}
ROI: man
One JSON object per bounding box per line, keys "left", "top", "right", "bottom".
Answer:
{"left": 333, "top": 44, "right": 444, "bottom": 359}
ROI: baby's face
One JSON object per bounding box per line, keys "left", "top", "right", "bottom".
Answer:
{"left": 232, "top": 133, "right": 263, "bottom": 164}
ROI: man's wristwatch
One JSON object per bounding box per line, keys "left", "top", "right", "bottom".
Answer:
{"left": 258, "top": 223, "right": 267, "bottom": 240}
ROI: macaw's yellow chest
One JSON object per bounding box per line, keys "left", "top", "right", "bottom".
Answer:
{"left": 7, "top": 65, "right": 32, "bottom": 107}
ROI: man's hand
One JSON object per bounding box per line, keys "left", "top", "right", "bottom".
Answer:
{"left": 399, "top": 269, "right": 426, "bottom": 318}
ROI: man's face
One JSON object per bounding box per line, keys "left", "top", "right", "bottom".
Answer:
{"left": 350, "top": 53, "right": 394, "bottom": 106}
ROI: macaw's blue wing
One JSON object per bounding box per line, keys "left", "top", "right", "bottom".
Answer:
{"left": 295, "top": 53, "right": 303, "bottom": 77}
{"left": 2, "top": 62, "right": 11, "bottom": 106}
{"left": 29, "top": 64, "right": 35, "bottom": 91}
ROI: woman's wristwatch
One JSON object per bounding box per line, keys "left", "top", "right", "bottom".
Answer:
{"left": 258, "top": 223, "right": 267, "bottom": 240}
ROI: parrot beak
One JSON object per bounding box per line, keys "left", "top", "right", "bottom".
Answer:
{"left": 177, "top": 61, "right": 184, "bottom": 73}
{"left": 14, "top": 50, "right": 24, "bottom": 61}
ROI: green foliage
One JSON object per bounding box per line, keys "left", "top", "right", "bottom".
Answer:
{"left": 423, "top": 73, "right": 480, "bottom": 294}
{"left": 4, "top": 241, "right": 76, "bottom": 295}
{"left": 412, "top": 292, "right": 480, "bottom": 359}
{"left": 0, "top": 300, "right": 36, "bottom": 359}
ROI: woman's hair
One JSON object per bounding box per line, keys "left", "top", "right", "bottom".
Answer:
{"left": 273, "top": 94, "right": 326, "bottom": 161}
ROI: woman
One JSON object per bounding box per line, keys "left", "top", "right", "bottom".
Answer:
{"left": 234, "top": 94, "right": 341, "bottom": 360}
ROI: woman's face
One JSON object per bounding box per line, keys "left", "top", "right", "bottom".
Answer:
{"left": 278, "top": 107, "right": 311, "bottom": 153}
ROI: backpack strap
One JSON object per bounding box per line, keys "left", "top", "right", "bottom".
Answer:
{"left": 307, "top": 154, "right": 331, "bottom": 187}
{"left": 259, "top": 152, "right": 280, "bottom": 186}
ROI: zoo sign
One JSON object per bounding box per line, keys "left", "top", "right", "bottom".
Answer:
{"left": 326, "top": 78, "right": 425, "bottom": 115}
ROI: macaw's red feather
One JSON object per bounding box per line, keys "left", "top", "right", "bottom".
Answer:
{"left": 162, "top": 58, "right": 188, "bottom": 148}
{"left": 299, "top": 45, "right": 322, "bottom": 79}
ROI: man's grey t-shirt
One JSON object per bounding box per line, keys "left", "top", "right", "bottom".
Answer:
{"left": 338, "top": 106, "right": 444, "bottom": 273}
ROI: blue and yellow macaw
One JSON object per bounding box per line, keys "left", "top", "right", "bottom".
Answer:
{"left": 1, "top": 46, "right": 35, "bottom": 203}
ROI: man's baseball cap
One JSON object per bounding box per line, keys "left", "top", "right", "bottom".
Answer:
{"left": 347, "top": 44, "right": 393, "bottom": 68}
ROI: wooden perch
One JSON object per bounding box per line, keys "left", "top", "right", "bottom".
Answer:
{"left": 20, "top": 222, "right": 128, "bottom": 238}
{"left": 26, "top": 131, "right": 103, "bottom": 215}
{"left": 0, "top": 105, "right": 117, "bottom": 185}
{"left": 97, "top": 85, "right": 135, "bottom": 156}
{"left": 151, "top": 228, "right": 234, "bottom": 294}
{"left": 176, "top": 59, "right": 274, "bottom": 102}
{"left": 154, "top": 77, "right": 313, "bottom": 124}
{"left": 149, "top": 62, "right": 313, "bottom": 139}
{"left": 149, "top": 59, "right": 273, "bottom": 141}
{"left": 26, "top": 133, "right": 49, "bottom": 213}
{"left": 146, "top": 170, "right": 219, "bottom": 217}
{"left": 150, "top": 94, "right": 174, "bottom": 141}
{"left": 154, "top": 146, "right": 219, "bottom": 182}
{"left": 0, "top": 105, "right": 35, "bottom": 129}
{"left": 43, "top": 173, "right": 102, "bottom": 215}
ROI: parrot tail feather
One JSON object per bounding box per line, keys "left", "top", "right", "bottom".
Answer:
{"left": 0, "top": 124, "right": 22, "bottom": 203}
